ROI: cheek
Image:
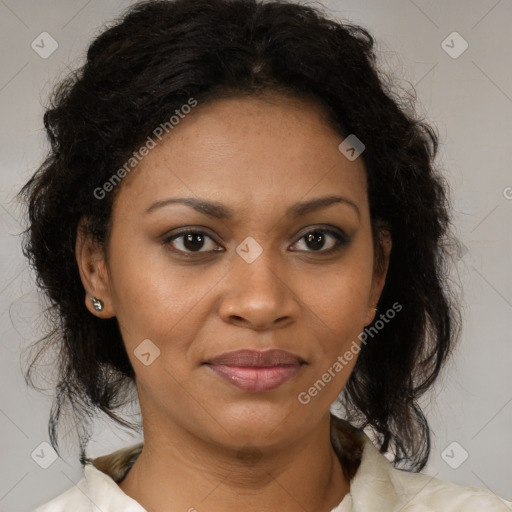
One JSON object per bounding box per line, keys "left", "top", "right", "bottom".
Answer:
{"left": 106, "top": 234, "right": 196, "bottom": 351}
{"left": 297, "top": 250, "right": 374, "bottom": 384}
{"left": 304, "top": 253, "right": 374, "bottom": 335}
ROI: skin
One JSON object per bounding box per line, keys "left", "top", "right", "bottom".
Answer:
{"left": 76, "top": 92, "right": 392, "bottom": 512}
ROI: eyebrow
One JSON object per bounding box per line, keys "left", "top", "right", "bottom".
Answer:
{"left": 145, "top": 195, "right": 360, "bottom": 220}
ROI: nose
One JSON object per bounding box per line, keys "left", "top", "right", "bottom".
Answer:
{"left": 217, "top": 247, "right": 299, "bottom": 331}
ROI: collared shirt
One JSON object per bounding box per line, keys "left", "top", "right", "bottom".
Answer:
{"left": 34, "top": 416, "right": 512, "bottom": 512}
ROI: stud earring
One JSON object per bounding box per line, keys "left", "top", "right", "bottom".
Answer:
{"left": 90, "top": 296, "right": 104, "bottom": 312}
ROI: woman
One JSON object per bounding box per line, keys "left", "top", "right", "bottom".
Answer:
{"left": 18, "top": 0, "right": 511, "bottom": 510}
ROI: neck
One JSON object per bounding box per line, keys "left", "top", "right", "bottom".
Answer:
{"left": 118, "top": 414, "right": 353, "bottom": 512}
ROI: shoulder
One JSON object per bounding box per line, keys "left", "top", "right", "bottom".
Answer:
{"left": 33, "top": 477, "right": 91, "bottom": 512}
{"left": 389, "top": 466, "right": 512, "bottom": 511}
{"left": 353, "top": 433, "right": 512, "bottom": 511}
{"left": 32, "top": 445, "right": 145, "bottom": 512}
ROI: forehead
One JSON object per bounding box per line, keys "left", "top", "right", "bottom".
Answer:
{"left": 113, "top": 93, "right": 368, "bottom": 220}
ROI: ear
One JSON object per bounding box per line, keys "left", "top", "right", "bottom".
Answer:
{"left": 75, "top": 217, "right": 116, "bottom": 318}
{"left": 364, "top": 225, "right": 392, "bottom": 326}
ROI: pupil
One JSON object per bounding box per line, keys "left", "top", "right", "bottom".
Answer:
{"left": 184, "top": 232, "right": 204, "bottom": 251}
{"left": 306, "top": 231, "right": 324, "bottom": 250}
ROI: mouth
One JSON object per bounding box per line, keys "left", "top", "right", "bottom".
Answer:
{"left": 203, "top": 349, "right": 307, "bottom": 392}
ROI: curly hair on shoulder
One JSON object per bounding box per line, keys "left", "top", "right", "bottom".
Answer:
{"left": 18, "top": 0, "right": 462, "bottom": 471}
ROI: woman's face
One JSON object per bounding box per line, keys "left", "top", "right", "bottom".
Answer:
{"left": 78, "top": 93, "right": 390, "bottom": 451}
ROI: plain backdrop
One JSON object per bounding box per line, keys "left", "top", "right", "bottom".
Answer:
{"left": 0, "top": 1, "right": 511, "bottom": 510}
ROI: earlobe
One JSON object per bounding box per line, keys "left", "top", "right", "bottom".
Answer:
{"left": 75, "top": 218, "right": 115, "bottom": 318}
{"left": 364, "top": 303, "right": 379, "bottom": 326}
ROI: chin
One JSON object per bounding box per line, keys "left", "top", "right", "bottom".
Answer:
{"left": 212, "top": 403, "right": 301, "bottom": 446}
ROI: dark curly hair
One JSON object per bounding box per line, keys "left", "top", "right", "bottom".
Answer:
{"left": 18, "top": 0, "right": 462, "bottom": 471}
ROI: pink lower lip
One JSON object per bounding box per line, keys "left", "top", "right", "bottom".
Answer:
{"left": 205, "top": 364, "right": 303, "bottom": 392}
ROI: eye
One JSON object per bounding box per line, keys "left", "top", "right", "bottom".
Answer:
{"left": 162, "top": 229, "right": 223, "bottom": 256}
{"left": 290, "top": 228, "right": 350, "bottom": 254}
{"left": 162, "top": 226, "right": 350, "bottom": 257}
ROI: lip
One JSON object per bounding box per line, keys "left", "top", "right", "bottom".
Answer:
{"left": 203, "top": 349, "right": 306, "bottom": 392}
{"left": 205, "top": 349, "right": 306, "bottom": 366}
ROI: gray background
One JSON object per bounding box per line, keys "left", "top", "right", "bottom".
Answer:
{"left": 1, "top": 0, "right": 511, "bottom": 510}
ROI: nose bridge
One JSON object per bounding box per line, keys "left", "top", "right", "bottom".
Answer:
{"left": 219, "top": 235, "right": 295, "bottom": 327}
{"left": 234, "top": 234, "right": 283, "bottom": 298}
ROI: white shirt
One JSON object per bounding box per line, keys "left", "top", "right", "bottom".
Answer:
{"left": 34, "top": 422, "right": 512, "bottom": 512}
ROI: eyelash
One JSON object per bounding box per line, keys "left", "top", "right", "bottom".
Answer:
{"left": 162, "top": 227, "right": 350, "bottom": 258}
